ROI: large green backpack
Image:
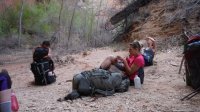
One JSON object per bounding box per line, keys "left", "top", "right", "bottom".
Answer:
{"left": 65, "top": 68, "right": 130, "bottom": 100}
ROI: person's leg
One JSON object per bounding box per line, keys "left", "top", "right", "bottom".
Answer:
{"left": 100, "top": 56, "right": 117, "bottom": 70}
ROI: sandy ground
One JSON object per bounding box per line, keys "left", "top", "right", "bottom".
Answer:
{"left": 1, "top": 46, "right": 200, "bottom": 112}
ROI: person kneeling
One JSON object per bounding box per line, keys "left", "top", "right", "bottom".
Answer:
{"left": 31, "top": 41, "right": 56, "bottom": 85}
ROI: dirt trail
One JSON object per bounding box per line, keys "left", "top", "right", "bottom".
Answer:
{"left": 1, "top": 46, "right": 200, "bottom": 112}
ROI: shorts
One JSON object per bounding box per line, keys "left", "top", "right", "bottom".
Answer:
{"left": 114, "top": 61, "right": 125, "bottom": 71}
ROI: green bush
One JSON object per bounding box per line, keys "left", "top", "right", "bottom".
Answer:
{"left": 0, "top": 7, "right": 18, "bottom": 36}
{"left": 71, "top": 8, "right": 96, "bottom": 40}
{"left": 0, "top": 0, "right": 104, "bottom": 48}
{"left": 22, "top": 1, "right": 59, "bottom": 34}
{"left": 0, "top": 0, "right": 60, "bottom": 37}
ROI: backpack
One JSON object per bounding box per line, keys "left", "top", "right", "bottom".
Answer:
{"left": 65, "top": 68, "right": 130, "bottom": 100}
{"left": 142, "top": 48, "right": 154, "bottom": 66}
{"left": 30, "top": 60, "right": 56, "bottom": 85}
{"left": 77, "top": 69, "right": 123, "bottom": 96}
{"left": 33, "top": 47, "right": 49, "bottom": 61}
{"left": 184, "top": 34, "right": 200, "bottom": 89}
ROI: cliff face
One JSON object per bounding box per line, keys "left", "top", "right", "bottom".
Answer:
{"left": 128, "top": 0, "right": 200, "bottom": 40}
{"left": 66, "top": 0, "right": 200, "bottom": 48}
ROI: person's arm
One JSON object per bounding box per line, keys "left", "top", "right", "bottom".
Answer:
{"left": 152, "top": 40, "right": 156, "bottom": 54}
{"left": 48, "top": 48, "right": 52, "bottom": 57}
{"left": 117, "top": 56, "right": 139, "bottom": 75}
{"left": 123, "top": 60, "right": 139, "bottom": 76}
{"left": 43, "top": 48, "right": 51, "bottom": 58}
{"left": 32, "top": 48, "right": 36, "bottom": 57}
{"left": 146, "top": 37, "right": 156, "bottom": 54}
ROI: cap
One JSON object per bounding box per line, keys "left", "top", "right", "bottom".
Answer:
{"left": 146, "top": 37, "right": 155, "bottom": 42}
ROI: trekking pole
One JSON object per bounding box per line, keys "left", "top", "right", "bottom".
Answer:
{"left": 181, "top": 87, "right": 200, "bottom": 101}
{"left": 178, "top": 56, "right": 185, "bottom": 74}
{"left": 185, "top": 90, "right": 200, "bottom": 100}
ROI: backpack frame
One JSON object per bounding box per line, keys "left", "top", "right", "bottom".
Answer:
{"left": 31, "top": 61, "right": 56, "bottom": 85}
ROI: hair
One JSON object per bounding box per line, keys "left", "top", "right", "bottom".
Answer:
{"left": 42, "top": 41, "right": 50, "bottom": 47}
{"left": 1, "top": 69, "right": 8, "bottom": 74}
{"left": 130, "top": 41, "right": 141, "bottom": 51}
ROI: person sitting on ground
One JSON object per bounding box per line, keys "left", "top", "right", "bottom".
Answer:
{"left": 140, "top": 37, "right": 156, "bottom": 66}
{"left": 59, "top": 43, "right": 143, "bottom": 101}
{"left": 100, "top": 41, "right": 145, "bottom": 85}
{"left": 0, "top": 69, "right": 12, "bottom": 112}
{"left": 33, "top": 41, "right": 54, "bottom": 71}
{"left": 31, "top": 41, "right": 56, "bottom": 85}
{"left": 146, "top": 37, "right": 156, "bottom": 54}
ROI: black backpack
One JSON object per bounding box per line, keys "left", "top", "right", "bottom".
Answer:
{"left": 30, "top": 60, "right": 56, "bottom": 85}
{"left": 184, "top": 34, "right": 200, "bottom": 89}
{"left": 33, "top": 47, "right": 49, "bottom": 61}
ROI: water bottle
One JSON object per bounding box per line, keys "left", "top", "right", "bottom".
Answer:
{"left": 134, "top": 75, "right": 141, "bottom": 89}
{"left": 11, "top": 90, "right": 19, "bottom": 112}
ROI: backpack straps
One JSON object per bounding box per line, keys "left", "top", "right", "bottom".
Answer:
{"left": 94, "top": 89, "right": 115, "bottom": 96}
{"left": 89, "top": 69, "right": 115, "bottom": 96}
{"left": 37, "top": 61, "right": 50, "bottom": 85}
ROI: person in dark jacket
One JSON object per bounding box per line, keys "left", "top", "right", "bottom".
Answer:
{"left": 31, "top": 41, "right": 56, "bottom": 85}
{"left": 33, "top": 41, "right": 54, "bottom": 71}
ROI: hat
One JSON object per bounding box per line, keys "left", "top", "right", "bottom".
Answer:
{"left": 146, "top": 37, "right": 155, "bottom": 42}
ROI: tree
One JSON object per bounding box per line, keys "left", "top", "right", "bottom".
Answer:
{"left": 18, "top": 0, "right": 24, "bottom": 47}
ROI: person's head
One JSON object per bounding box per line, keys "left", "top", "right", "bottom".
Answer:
{"left": 145, "top": 37, "right": 155, "bottom": 44}
{"left": 129, "top": 41, "right": 141, "bottom": 56}
{"left": 1, "top": 69, "right": 8, "bottom": 74}
{"left": 41, "top": 41, "right": 50, "bottom": 48}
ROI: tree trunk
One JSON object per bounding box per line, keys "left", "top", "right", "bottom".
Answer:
{"left": 67, "top": 0, "right": 78, "bottom": 48}
{"left": 58, "top": 0, "right": 64, "bottom": 44}
{"left": 18, "top": 0, "right": 24, "bottom": 47}
{"left": 110, "top": 0, "right": 152, "bottom": 25}
{"left": 95, "top": 0, "right": 103, "bottom": 36}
